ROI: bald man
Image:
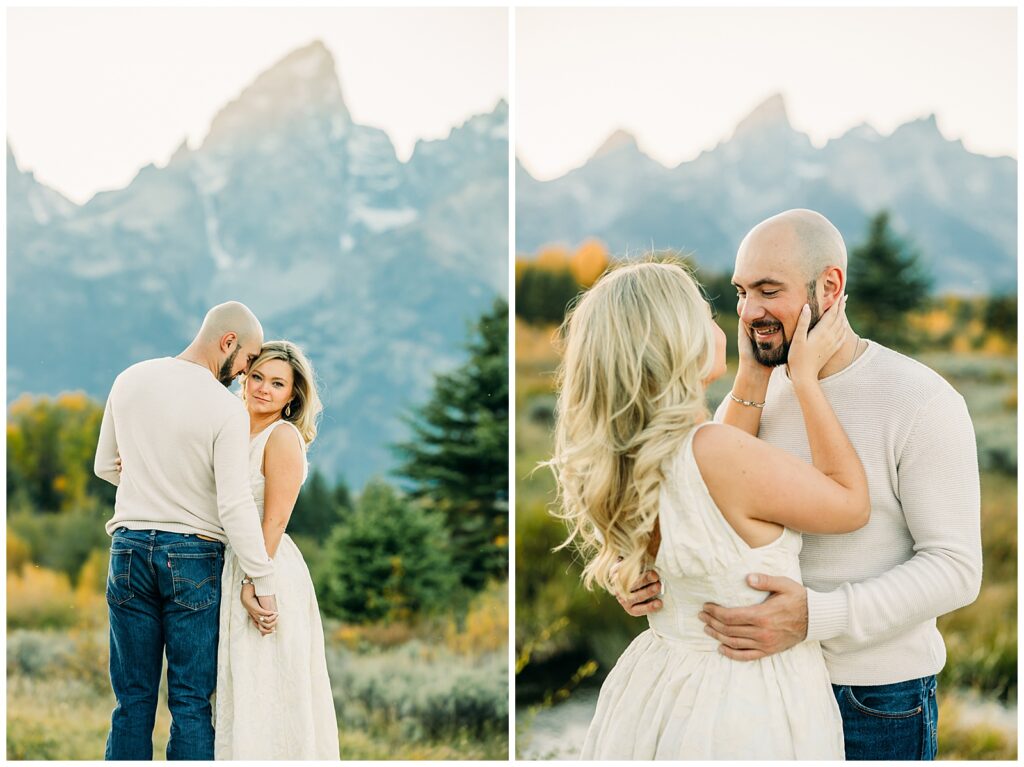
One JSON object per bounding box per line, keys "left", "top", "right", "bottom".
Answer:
{"left": 620, "top": 210, "right": 981, "bottom": 760}
{"left": 94, "top": 301, "right": 277, "bottom": 760}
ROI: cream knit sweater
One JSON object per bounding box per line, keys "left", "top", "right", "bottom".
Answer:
{"left": 95, "top": 357, "right": 275, "bottom": 596}
{"left": 716, "top": 340, "right": 981, "bottom": 685}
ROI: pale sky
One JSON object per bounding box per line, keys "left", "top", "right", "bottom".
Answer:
{"left": 517, "top": 7, "right": 1016, "bottom": 180}
{"left": 7, "top": 7, "right": 508, "bottom": 204}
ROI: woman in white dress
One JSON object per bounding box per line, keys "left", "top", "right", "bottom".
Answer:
{"left": 548, "top": 261, "right": 869, "bottom": 759}
{"left": 215, "top": 340, "right": 340, "bottom": 760}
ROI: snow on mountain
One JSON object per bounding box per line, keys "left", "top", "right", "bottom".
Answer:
{"left": 7, "top": 42, "right": 508, "bottom": 486}
{"left": 517, "top": 95, "right": 1015, "bottom": 293}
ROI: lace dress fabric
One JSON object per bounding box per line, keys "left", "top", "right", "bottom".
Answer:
{"left": 581, "top": 423, "right": 845, "bottom": 760}
{"left": 215, "top": 420, "right": 340, "bottom": 759}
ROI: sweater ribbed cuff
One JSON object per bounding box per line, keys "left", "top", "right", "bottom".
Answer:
{"left": 252, "top": 574, "right": 276, "bottom": 597}
{"left": 806, "top": 586, "right": 849, "bottom": 642}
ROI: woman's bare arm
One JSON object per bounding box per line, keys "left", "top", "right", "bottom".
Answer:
{"left": 260, "top": 425, "right": 305, "bottom": 558}
{"left": 721, "top": 323, "right": 772, "bottom": 436}
{"left": 698, "top": 298, "right": 870, "bottom": 535}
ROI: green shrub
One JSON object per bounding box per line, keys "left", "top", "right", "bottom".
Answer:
{"left": 319, "top": 481, "right": 459, "bottom": 623}
{"left": 8, "top": 504, "right": 111, "bottom": 583}
{"left": 7, "top": 628, "right": 109, "bottom": 691}
{"left": 8, "top": 527, "right": 31, "bottom": 573}
{"left": 328, "top": 642, "right": 507, "bottom": 740}
{"left": 7, "top": 392, "right": 117, "bottom": 514}
{"left": 7, "top": 568, "right": 79, "bottom": 630}
{"left": 7, "top": 631, "right": 77, "bottom": 677}
{"left": 938, "top": 693, "right": 1017, "bottom": 760}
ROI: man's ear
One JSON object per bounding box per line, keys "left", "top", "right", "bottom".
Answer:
{"left": 820, "top": 266, "right": 845, "bottom": 309}
{"left": 219, "top": 332, "right": 238, "bottom": 354}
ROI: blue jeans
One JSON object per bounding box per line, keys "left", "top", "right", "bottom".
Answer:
{"left": 833, "top": 675, "right": 938, "bottom": 760}
{"left": 105, "top": 528, "right": 224, "bottom": 761}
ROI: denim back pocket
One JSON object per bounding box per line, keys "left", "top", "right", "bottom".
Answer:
{"left": 168, "top": 551, "right": 221, "bottom": 610}
{"left": 844, "top": 682, "right": 924, "bottom": 719}
{"left": 106, "top": 548, "right": 134, "bottom": 605}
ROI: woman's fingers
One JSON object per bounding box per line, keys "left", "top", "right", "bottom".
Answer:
{"left": 792, "top": 304, "right": 810, "bottom": 344}
{"left": 827, "top": 295, "right": 850, "bottom": 352}
{"left": 251, "top": 615, "right": 274, "bottom": 635}
{"left": 797, "top": 303, "right": 811, "bottom": 334}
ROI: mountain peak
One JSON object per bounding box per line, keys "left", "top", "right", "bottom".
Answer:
{"left": 891, "top": 112, "right": 946, "bottom": 143}
{"left": 593, "top": 129, "right": 639, "bottom": 159}
{"left": 168, "top": 138, "right": 191, "bottom": 166}
{"left": 273, "top": 39, "right": 335, "bottom": 80}
{"left": 733, "top": 93, "right": 791, "bottom": 137}
{"left": 841, "top": 122, "right": 882, "bottom": 141}
{"left": 203, "top": 39, "right": 350, "bottom": 149}
{"left": 908, "top": 113, "right": 940, "bottom": 131}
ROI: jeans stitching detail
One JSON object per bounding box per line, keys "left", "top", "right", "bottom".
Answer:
{"left": 167, "top": 552, "right": 220, "bottom": 609}
{"left": 843, "top": 686, "right": 924, "bottom": 719}
{"left": 170, "top": 575, "right": 219, "bottom": 588}
{"left": 107, "top": 549, "right": 135, "bottom": 605}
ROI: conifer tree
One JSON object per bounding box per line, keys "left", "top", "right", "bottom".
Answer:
{"left": 319, "top": 480, "right": 457, "bottom": 622}
{"left": 394, "top": 298, "right": 509, "bottom": 590}
{"left": 848, "top": 211, "right": 931, "bottom": 349}
{"left": 288, "top": 468, "right": 351, "bottom": 537}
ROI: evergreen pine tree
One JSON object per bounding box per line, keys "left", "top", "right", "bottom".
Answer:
{"left": 319, "top": 480, "right": 457, "bottom": 623}
{"left": 394, "top": 298, "right": 509, "bottom": 591}
{"left": 848, "top": 211, "right": 932, "bottom": 349}
{"left": 515, "top": 266, "right": 581, "bottom": 325}
{"left": 288, "top": 468, "right": 350, "bottom": 537}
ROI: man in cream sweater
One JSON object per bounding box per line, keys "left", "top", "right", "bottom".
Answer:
{"left": 94, "top": 301, "right": 278, "bottom": 760}
{"left": 620, "top": 210, "right": 981, "bottom": 760}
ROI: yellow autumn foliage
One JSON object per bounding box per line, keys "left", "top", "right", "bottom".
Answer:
{"left": 8, "top": 566, "right": 77, "bottom": 629}
{"left": 535, "top": 245, "right": 572, "bottom": 272}
{"left": 8, "top": 529, "right": 31, "bottom": 573}
{"left": 515, "top": 257, "right": 530, "bottom": 285}
{"left": 445, "top": 580, "right": 508, "bottom": 656}
{"left": 569, "top": 238, "right": 610, "bottom": 288}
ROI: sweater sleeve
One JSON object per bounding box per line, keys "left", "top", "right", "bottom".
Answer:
{"left": 94, "top": 392, "right": 122, "bottom": 487}
{"left": 213, "top": 407, "right": 276, "bottom": 596}
{"left": 806, "top": 386, "right": 982, "bottom": 644}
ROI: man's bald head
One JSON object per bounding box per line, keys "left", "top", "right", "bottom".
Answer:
{"left": 739, "top": 209, "right": 847, "bottom": 284}
{"left": 195, "top": 301, "right": 263, "bottom": 349}
{"left": 191, "top": 302, "right": 264, "bottom": 386}
{"left": 732, "top": 210, "right": 848, "bottom": 367}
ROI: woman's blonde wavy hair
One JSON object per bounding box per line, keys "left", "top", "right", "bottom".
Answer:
{"left": 241, "top": 340, "right": 323, "bottom": 446}
{"left": 547, "top": 257, "right": 716, "bottom": 598}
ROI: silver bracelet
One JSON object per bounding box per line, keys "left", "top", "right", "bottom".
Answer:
{"left": 729, "top": 391, "right": 765, "bottom": 409}
{"left": 240, "top": 576, "right": 254, "bottom": 587}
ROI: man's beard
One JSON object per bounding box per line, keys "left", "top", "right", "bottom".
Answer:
{"left": 748, "top": 288, "right": 821, "bottom": 367}
{"left": 217, "top": 347, "right": 240, "bottom": 387}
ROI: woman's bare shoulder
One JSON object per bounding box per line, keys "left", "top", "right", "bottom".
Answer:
{"left": 692, "top": 421, "right": 755, "bottom": 458}
{"left": 265, "top": 421, "right": 305, "bottom": 461}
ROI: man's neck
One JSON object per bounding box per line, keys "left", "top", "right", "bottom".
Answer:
{"left": 817, "top": 330, "right": 862, "bottom": 380}
{"left": 781, "top": 329, "right": 861, "bottom": 382}
{"left": 177, "top": 347, "right": 218, "bottom": 379}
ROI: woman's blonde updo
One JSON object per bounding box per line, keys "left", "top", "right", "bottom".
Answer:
{"left": 241, "top": 340, "right": 323, "bottom": 446}
{"left": 547, "top": 257, "right": 717, "bottom": 598}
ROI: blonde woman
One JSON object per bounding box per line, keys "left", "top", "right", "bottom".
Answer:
{"left": 215, "top": 340, "right": 340, "bottom": 759}
{"left": 549, "top": 261, "right": 868, "bottom": 759}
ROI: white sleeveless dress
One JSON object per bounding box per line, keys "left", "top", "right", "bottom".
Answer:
{"left": 214, "top": 419, "right": 340, "bottom": 760}
{"left": 581, "top": 423, "right": 845, "bottom": 760}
